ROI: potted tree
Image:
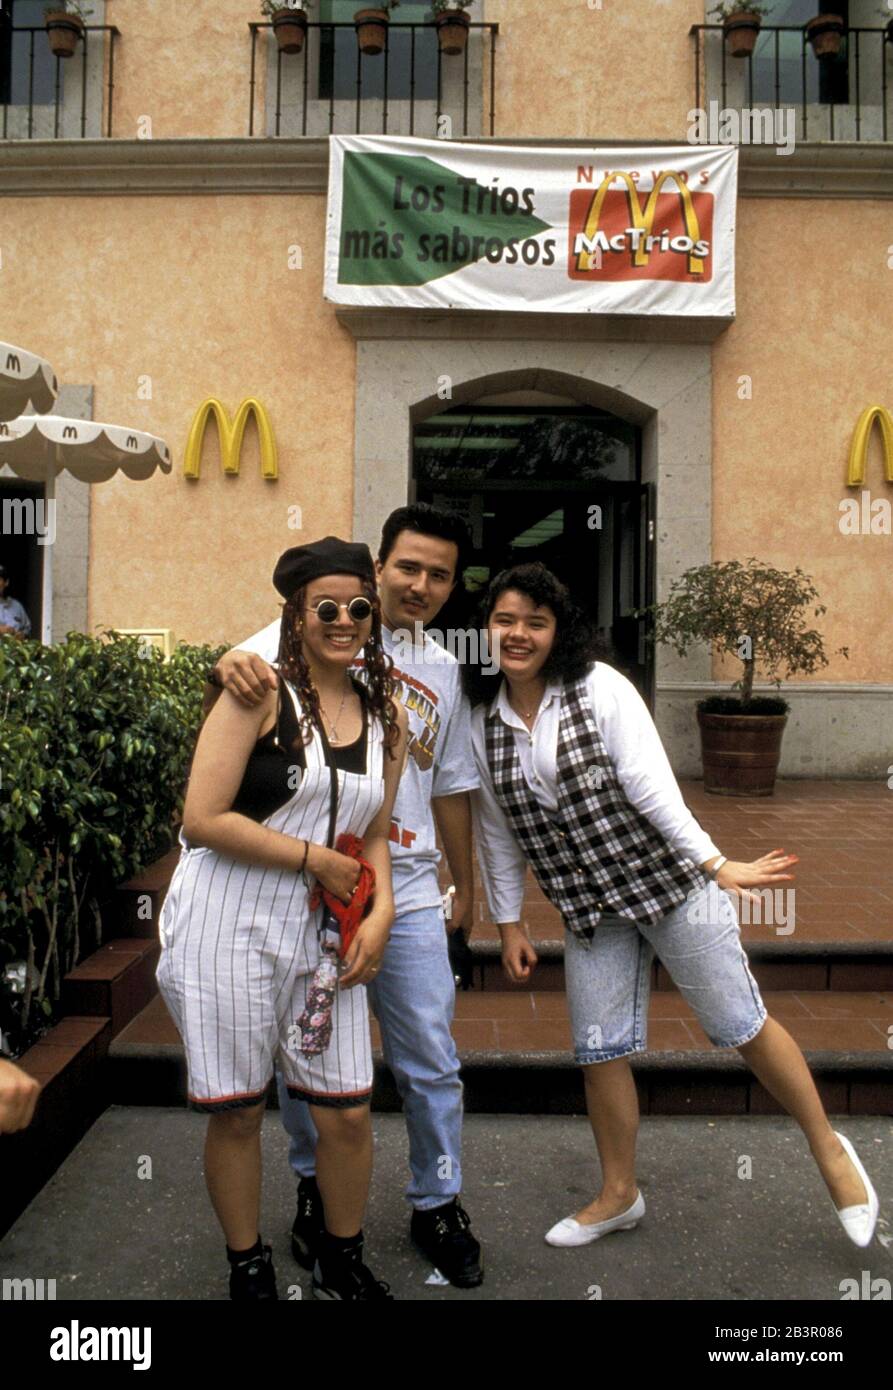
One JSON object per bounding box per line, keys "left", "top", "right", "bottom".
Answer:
{"left": 432, "top": 0, "right": 474, "bottom": 56}
{"left": 354, "top": 1, "right": 399, "bottom": 56}
{"left": 708, "top": 3, "right": 771, "bottom": 60}
{"left": 44, "top": 1, "right": 92, "bottom": 59}
{"left": 805, "top": 12, "right": 846, "bottom": 58}
{"left": 643, "top": 559, "right": 848, "bottom": 797}
{"left": 261, "top": 0, "right": 311, "bottom": 55}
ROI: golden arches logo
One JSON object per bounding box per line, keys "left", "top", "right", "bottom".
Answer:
{"left": 183, "top": 398, "right": 278, "bottom": 480}
{"left": 847, "top": 405, "right": 893, "bottom": 488}
{"left": 575, "top": 170, "right": 706, "bottom": 276}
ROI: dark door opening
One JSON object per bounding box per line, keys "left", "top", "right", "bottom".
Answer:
{"left": 412, "top": 404, "right": 656, "bottom": 707}
{"left": 0, "top": 478, "right": 43, "bottom": 639}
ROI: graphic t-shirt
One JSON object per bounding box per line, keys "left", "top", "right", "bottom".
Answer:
{"left": 237, "top": 620, "right": 479, "bottom": 913}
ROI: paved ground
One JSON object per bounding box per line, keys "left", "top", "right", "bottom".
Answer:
{"left": 2, "top": 1109, "right": 892, "bottom": 1302}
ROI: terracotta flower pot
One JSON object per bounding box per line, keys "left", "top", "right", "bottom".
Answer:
{"left": 45, "top": 10, "right": 85, "bottom": 59}
{"left": 271, "top": 6, "right": 308, "bottom": 55}
{"left": 722, "top": 11, "right": 763, "bottom": 59}
{"left": 354, "top": 7, "right": 390, "bottom": 56}
{"left": 805, "top": 13, "right": 846, "bottom": 59}
{"left": 697, "top": 711, "right": 788, "bottom": 797}
{"left": 435, "top": 9, "right": 471, "bottom": 56}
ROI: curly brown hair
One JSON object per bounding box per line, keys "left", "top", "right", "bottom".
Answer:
{"left": 276, "top": 579, "right": 400, "bottom": 757}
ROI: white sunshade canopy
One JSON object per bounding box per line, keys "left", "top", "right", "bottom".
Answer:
{"left": 0, "top": 341, "right": 58, "bottom": 421}
{"left": 0, "top": 413, "right": 172, "bottom": 644}
{"left": 0, "top": 413, "right": 172, "bottom": 482}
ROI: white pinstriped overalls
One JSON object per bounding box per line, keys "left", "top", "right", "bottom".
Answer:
{"left": 156, "top": 680, "right": 385, "bottom": 1111}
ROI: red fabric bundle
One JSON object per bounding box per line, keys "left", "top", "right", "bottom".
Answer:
{"left": 308, "top": 832, "right": 376, "bottom": 960}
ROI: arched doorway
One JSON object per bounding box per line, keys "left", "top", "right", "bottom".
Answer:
{"left": 411, "top": 389, "right": 655, "bottom": 704}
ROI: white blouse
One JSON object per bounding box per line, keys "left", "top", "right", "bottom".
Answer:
{"left": 470, "top": 662, "right": 721, "bottom": 924}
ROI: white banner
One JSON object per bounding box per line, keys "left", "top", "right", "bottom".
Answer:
{"left": 325, "top": 136, "right": 738, "bottom": 317}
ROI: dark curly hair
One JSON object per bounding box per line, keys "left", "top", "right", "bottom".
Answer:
{"left": 276, "top": 579, "right": 400, "bottom": 757}
{"left": 462, "top": 562, "right": 609, "bottom": 708}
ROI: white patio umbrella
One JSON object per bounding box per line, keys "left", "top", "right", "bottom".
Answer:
{"left": 0, "top": 413, "right": 172, "bottom": 643}
{"left": 0, "top": 341, "right": 58, "bottom": 421}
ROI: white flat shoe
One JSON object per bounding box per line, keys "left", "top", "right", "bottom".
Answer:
{"left": 545, "top": 1192, "right": 645, "bottom": 1247}
{"left": 832, "top": 1132, "right": 879, "bottom": 1248}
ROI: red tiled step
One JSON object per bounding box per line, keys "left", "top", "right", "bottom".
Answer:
{"left": 62, "top": 938, "right": 160, "bottom": 1039}
{"left": 115, "top": 988, "right": 893, "bottom": 1058}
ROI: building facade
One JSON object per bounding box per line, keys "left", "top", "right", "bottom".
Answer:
{"left": 1, "top": 0, "right": 891, "bottom": 775}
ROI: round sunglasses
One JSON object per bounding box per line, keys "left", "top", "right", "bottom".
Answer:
{"left": 305, "top": 596, "right": 374, "bottom": 625}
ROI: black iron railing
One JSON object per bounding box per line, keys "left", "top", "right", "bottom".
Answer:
{"left": 248, "top": 20, "right": 498, "bottom": 138}
{"left": 0, "top": 21, "right": 120, "bottom": 139}
{"left": 690, "top": 24, "right": 891, "bottom": 143}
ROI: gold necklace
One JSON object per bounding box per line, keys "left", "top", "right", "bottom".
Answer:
{"left": 511, "top": 687, "right": 543, "bottom": 723}
{"left": 319, "top": 685, "right": 349, "bottom": 744}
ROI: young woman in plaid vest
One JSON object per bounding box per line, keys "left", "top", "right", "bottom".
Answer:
{"left": 466, "top": 563, "right": 878, "bottom": 1251}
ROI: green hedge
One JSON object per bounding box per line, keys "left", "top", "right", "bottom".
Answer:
{"left": 0, "top": 632, "right": 225, "bottom": 1055}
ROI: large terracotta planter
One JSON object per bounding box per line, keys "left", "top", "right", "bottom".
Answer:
{"left": 806, "top": 13, "right": 846, "bottom": 59}
{"left": 45, "top": 9, "right": 85, "bottom": 59}
{"left": 435, "top": 9, "right": 471, "bottom": 56}
{"left": 697, "top": 711, "right": 788, "bottom": 797}
{"left": 354, "top": 7, "right": 390, "bottom": 55}
{"left": 271, "top": 6, "right": 308, "bottom": 55}
{"left": 722, "top": 11, "right": 763, "bottom": 59}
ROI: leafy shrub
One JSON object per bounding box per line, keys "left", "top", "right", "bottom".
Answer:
{"left": 0, "top": 632, "right": 224, "bottom": 1054}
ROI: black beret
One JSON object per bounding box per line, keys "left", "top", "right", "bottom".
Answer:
{"left": 273, "top": 536, "right": 375, "bottom": 601}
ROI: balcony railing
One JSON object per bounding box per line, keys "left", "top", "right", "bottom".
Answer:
{"left": 248, "top": 20, "right": 499, "bottom": 139}
{"left": 690, "top": 24, "right": 891, "bottom": 143}
{"left": 0, "top": 22, "right": 120, "bottom": 140}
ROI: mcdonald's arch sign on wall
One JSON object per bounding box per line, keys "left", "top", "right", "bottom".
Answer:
{"left": 325, "top": 136, "right": 738, "bottom": 317}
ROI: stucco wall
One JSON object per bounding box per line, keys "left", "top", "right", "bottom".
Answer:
{"left": 3, "top": 186, "right": 891, "bottom": 669}
{"left": 0, "top": 190, "right": 352, "bottom": 647}
{"left": 713, "top": 199, "right": 893, "bottom": 687}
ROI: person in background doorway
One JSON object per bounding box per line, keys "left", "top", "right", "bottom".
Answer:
{"left": 0, "top": 565, "right": 31, "bottom": 638}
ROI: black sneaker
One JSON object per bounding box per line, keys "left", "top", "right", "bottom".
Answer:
{"left": 411, "top": 1198, "right": 483, "bottom": 1288}
{"left": 229, "top": 1244, "right": 279, "bottom": 1300}
{"left": 291, "top": 1176, "right": 325, "bottom": 1271}
{"left": 311, "top": 1244, "right": 394, "bottom": 1301}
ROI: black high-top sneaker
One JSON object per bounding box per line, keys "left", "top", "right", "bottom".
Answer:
{"left": 291, "top": 1175, "right": 325, "bottom": 1270}
{"left": 410, "top": 1198, "right": 483, "bottom": 1288}
{"left": 229, "top": 1244, "right": 279, "bottom": 1300}
{"left": 311, "top": 1233, "right": 394, "bottom": 1301}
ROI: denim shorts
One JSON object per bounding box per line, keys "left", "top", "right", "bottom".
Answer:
{"left": 565, "top": 882, "right": 768, "bottom": 1064}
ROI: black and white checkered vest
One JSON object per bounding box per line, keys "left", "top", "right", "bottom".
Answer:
{"left": 484, "top": 673, "right": 706, "bottom": 940}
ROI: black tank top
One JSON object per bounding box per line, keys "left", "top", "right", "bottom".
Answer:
{"left": 231, "top": 677, "right": 369, "bottom": 824}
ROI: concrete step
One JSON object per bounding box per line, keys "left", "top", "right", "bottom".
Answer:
{"left": 106, "top": 990, "right": 893, "bottom": 1116}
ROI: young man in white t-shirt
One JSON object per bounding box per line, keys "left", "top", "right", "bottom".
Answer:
{"left": 213, "top": 505, "right": 484, "bottom": 1289}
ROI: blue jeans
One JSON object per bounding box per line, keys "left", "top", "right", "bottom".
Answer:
{"left": 276, "top": 905, "right": 464, "bottom": 1211}
{"left": 565, "top": 882, "right": 768, "bottom": 1064}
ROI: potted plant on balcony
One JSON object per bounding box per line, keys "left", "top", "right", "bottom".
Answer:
{"left": 708, "top": 3, "right": 771, "bottom": 60}
{"left": 43, "top": 1, "right": 92, "bottom": 59}
{"left": 642, "top": 559, "right": 847, "bottom": 797}
{"left": 432, "top": 0, "right": 474, "bottom": 56}
{"left": 261, "top": 0, "right": 312, "bottom": 55}
{"left": 354, "top": 0, "right": 399, "bottom": 56}
{"left": 805, "top": 11, "right": 846, "bottom": 58}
